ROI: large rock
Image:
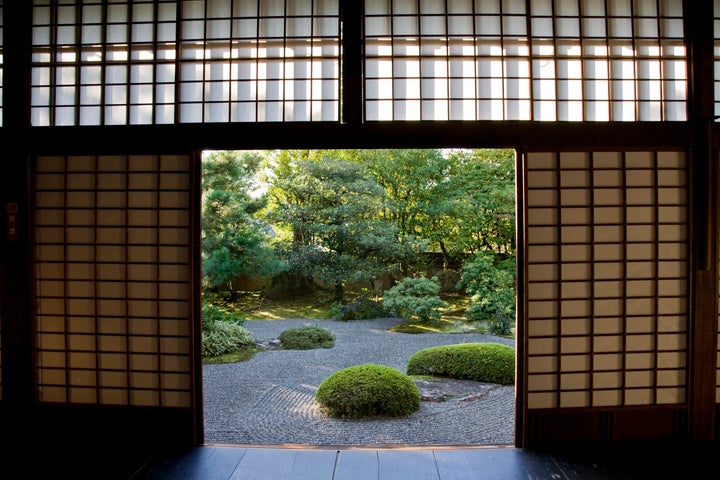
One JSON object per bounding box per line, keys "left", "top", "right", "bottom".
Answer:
{"left": 412, "top": 377, "right": 499, "bottom": 402}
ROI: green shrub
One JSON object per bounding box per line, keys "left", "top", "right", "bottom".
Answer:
{"left": 202, "top": 320, "right": 254, "bottom": 357}
{"left": 382, "top": 276, "right": 447, "bottom": 324}
{"left": 488, "top": 311, "right": 513, "bottom": 337}
{"left": 202, "top": 301, "right": 245, "bottom": 328}
{"left": 332, "top": 296, "right": 389, "bottom": 321}
{"left": 315, "top": 364, "right": 420, "bottom": 419}
{"left": 406, "top": 343, "right": 515, "bottom": 385}
{"left": 201, "top": 300, "right": 252, "bottom": 357}
{"left": 457, "top": 251, "right": 516, "bottom": 333}
{"left": 279, "top": 325, "right": 335, "bottom": 350}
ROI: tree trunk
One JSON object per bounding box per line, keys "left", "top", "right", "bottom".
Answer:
{"left": 438, "top": 240, "right": 451, "bottom": 268}
{"left": 333, "top": 282, "right": 345, "bottom": 303}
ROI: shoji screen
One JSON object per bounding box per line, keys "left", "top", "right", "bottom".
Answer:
{"left": 525, "top": 151, "right": 688, "bottom": 409}
{"left": 30, "top": 0, "right": 339, "bottom": 125}
{"left": 33, "top": 155, "right": 194, "bottom": 407}
{"left": 364, "top": 0, "right": 686, "bottom": 121}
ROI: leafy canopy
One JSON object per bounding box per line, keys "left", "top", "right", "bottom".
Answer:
{"left": 201, "top": 151, "right": 286, "bottom": 291}
{"left": 267, "top": 153, "right": 404, "bottom": 300}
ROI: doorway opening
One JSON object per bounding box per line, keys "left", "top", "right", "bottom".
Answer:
{"left": 200, "top": 148, "right": 518, "bottom": 447}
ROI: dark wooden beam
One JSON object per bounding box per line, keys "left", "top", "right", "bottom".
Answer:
{"left": 0, "top": 0, "right": 35, "bottom": 445}
{"left": 684, "top": 0, "right": 718, "bottom": 441}
{"left": 340, "top": 0, "right": 363, "bottom": 125}
{"left": 5, "top": 121, "right": 692, "bottom": 156}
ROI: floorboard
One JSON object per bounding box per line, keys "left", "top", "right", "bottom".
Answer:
{"left": 433, "top": 449, "right": 483, "bottom": 480}
{"left": 547, "top": 446, "right": 706, "bottom": 480}
{"left": 333, "top": 450, "right": 379, "bottom": 480}
{"left": 288, "top": 449, "right": 338, "bottom": 480}
{"left": 378, "top": 450, "right": 440, "bottom": 480}
{"left": 435, "top": 448, "right": 563, "bottom": 480}
{"left": 186, "top": 447, "right": 248, "bottom": 480}
{"left": 129, "top": 443, "right": 720, "bottom": 480}
{"left": 229, "top": 448, "right": 300, "bottom": 480}
{"left": 130, "top": 447, "right": 213, "bottom": 480}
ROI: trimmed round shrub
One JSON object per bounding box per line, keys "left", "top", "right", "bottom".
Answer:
{"left": 406, "top": 343, "right": 515, "bottom": 385}
{"left": 279, "top": 325, "right": 335, "bottom": 350}
{"left": 315, "top": 364, "right": 420, "bottom": 419}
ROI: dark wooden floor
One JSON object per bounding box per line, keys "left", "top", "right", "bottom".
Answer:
{"left": 126, "top": 442, "right": 720, "bottom": 480}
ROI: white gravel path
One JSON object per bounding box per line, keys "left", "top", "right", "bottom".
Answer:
{"left": 203, "top": 317, "right": 516, "bottom": 447}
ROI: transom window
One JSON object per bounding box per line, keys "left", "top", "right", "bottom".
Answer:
{"left": 365, "top": 0, "right": 686, "bottom": 121}
{"left": 31, "top": 0, "right": 340, "bottom": 125}
{"left": 28, "top": 0, "right": 687, "bottom": 125}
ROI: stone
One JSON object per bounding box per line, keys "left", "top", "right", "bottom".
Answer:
{"left": 412, "top": 377, "right": 499, "bottom": 403}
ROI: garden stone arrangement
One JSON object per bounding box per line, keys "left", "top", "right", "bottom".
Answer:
{"left": 412, "top": 376, "right": 501, "bottom": 403}
{"left": 203, "top": 317, "right": 516, "bottom": 447}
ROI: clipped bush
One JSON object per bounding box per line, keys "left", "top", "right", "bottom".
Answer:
{"left": 315, "top": 364, "right": 420, "bottom": 419}
{"left": 382, "top": 276, "right": 447, "bottom": 324}
{"left": 332, "top": 296, "right": 389, "bottom": 321}
{"left": 279, "top": 325, "right": 335, "bottom": 350}
{"left": 406, "top": 342, "right": 515, "bottom": 385}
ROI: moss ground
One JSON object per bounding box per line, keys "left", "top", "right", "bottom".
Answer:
{"left": 202, "top": 290, "right": 515, "bottom": 366}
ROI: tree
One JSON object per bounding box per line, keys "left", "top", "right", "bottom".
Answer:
{"left": 355, "top": 148, "right": 515, "bottom": 269}
{"left": 201, "top": 151, "right": 286, "bottom": 295}
{"left": 382, "top": 276, "right": 448, "bottom": 324}
{"left": 267, "top": 154, "right": 403, "bottom": 302}
{"left": 457, "top": 250, "right": 516, "bottom": 335}
{"left": 429, "top": 149, "right": 516, "bottom": 261}
{"left": 354, "top": 149, "right": 447, "bottom": 272}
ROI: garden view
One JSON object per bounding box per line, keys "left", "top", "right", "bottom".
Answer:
{"left": 201, "top": 148, "right": 517, "bottom": 362}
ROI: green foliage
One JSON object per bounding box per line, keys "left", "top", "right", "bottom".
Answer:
{"left": 201, "top": 300, "right": 245, "bottom": 329}
{"left": 354, "top": 148, "right": 515, "bottom": 270}
{"left": 382, "top": 276, "right": 448, "bottom": 324}
{"left": 202, "top": 301, "right": 254, "bottom": 357}
{"left": 202, "top": 151, "right": 287, "bottom": 291}
{"left": 315, "top": 364, "right": 420, "bottom": 418}
{"left": 440, "top": 149, "right": 517, "bottom": 259}
{"left": 279, "top": 325, "right": 335, "bottom": 350}
{"left": 457, "top": 251, "right": 516, "bottom": 335}
{"left": 202, "top": 321, "right": 254, "bottom": 358}
{"left": 406, "top": 343, "right": 515, "bottom": 385}
{"left": 488, "top": 311, "right": 514, "bottom": 337}
{"left": 267, "top": 154, "right": 403, "bottom": 301}
{"left": 331, "top": 296, "right": 389, "bottom": 321}
{"left": 202, "top": 300, "right": 253, "bottom": 357}
{"left": 203, "top": 346, "right": 261, "bottom": 364}
{"left": 356, "top": 149, "right": 445, "bottom": 271}
{"left": 200, "top": 148, "right": 517, "bottom": 308}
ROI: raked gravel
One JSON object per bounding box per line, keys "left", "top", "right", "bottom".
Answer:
{"left": 203, "top": 317, "right": 516, "bottom": 447}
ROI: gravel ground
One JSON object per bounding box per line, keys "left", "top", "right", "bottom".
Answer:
{"left": 203, "top": 317, "right": 516, "bottom": 447}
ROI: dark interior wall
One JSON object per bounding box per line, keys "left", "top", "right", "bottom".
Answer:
{"left": 1, "top": 1, "right": 35, "bottom": 450}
